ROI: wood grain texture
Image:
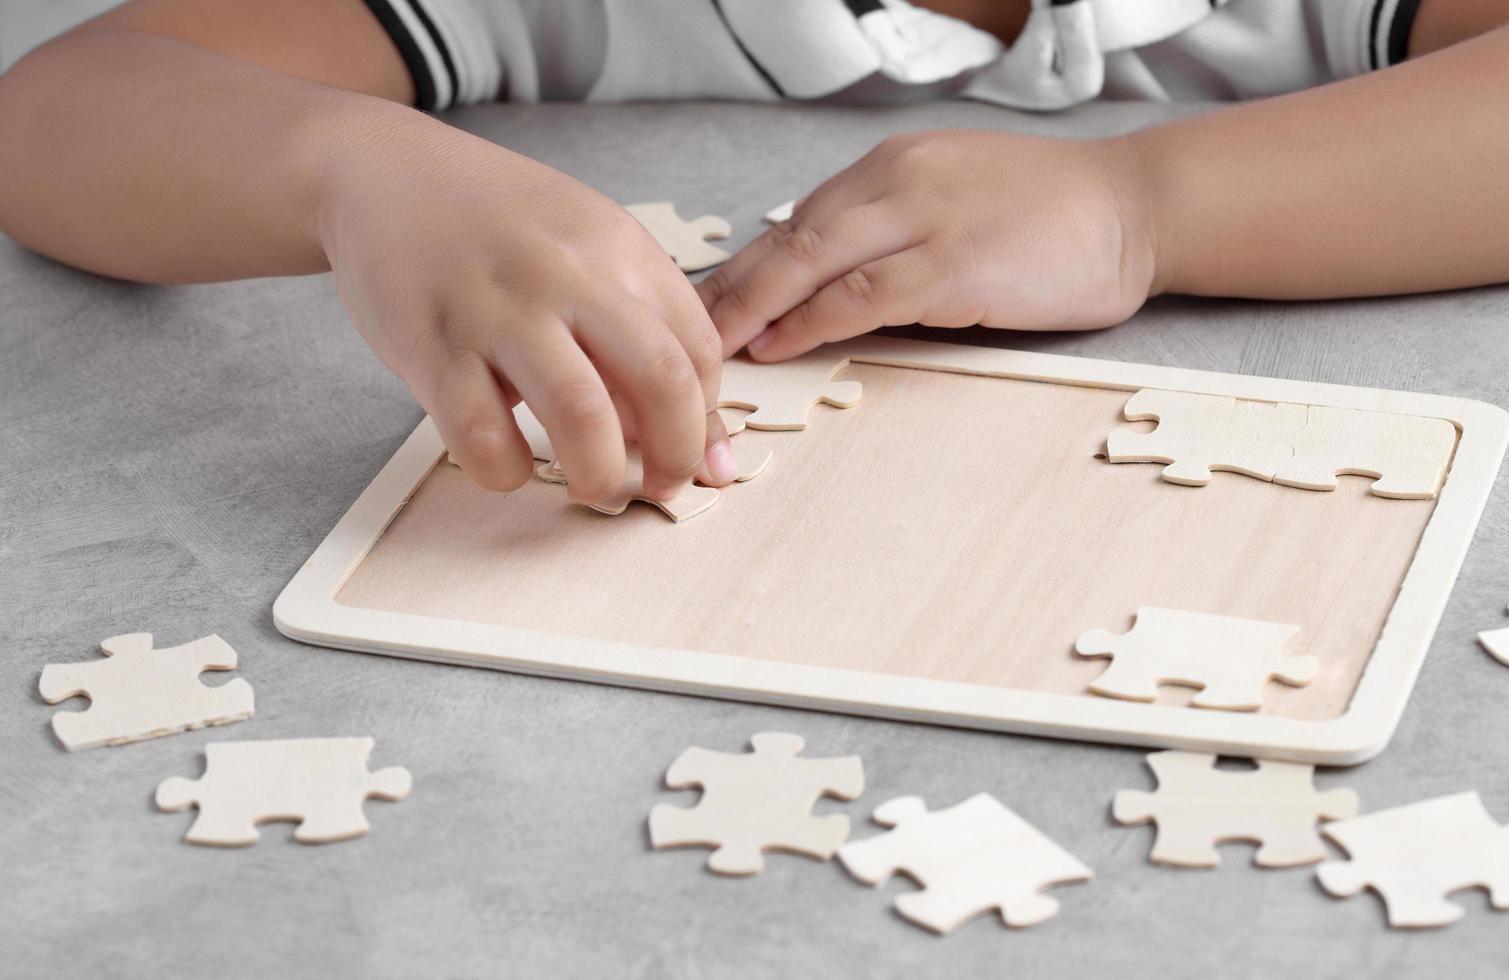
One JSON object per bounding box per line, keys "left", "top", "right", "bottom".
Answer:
{"left": 337, "top": 363, "right": 1440, "bottom": 721}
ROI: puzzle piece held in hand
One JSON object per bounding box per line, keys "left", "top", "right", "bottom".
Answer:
{"left": 648, "top": 732, "right": 864, "bottom": 875}
{"left": 39, "top": 633, "right": 254, "bottom": 751}
{"left": 626, "top": 201, "right": 732, "bottom": 272}
{"left": 1316, "top": 791, "right": 1509, "bottom": 928}
{"left": 1114, "top": 750, "right": 1359, "bottom": 867}
{"left": 155, "top": 737, "right": 412, "bottom": 846}
{"left": 718, "top": 350, "right": 862, "bottom": 430}
{"left": 838, "top": 793, "right": 1092, "bottom": 934}
{"left": 1075, "top": 607, "right": 1311, "bottom": 711}
{"left": 537, "top": 453, "right": 721, "bottom": 523}
{"left": 1106, "top": 389, "right": 1455, "bottom": 499}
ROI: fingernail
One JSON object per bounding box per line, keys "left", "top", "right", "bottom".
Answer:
{"left": 706, "top": 439, "right": 738, "bottom": 485}
{"left": 746, "top": 328, "right": 773, "bottom": 356}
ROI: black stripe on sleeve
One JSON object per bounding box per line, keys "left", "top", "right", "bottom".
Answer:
{"left": 1386, "top": 0, "right": 1422, "bottom": 65}
{"left": 709, "top": 0, "right": 786, "bottom": 97}
{"left": 410, "top": 0, "right": 461, "bottom": 103}
{"left": 1366, "top": 0, "right": 1386, "bottom": 71}
{"left": 361, "top": 0, "right": 439, "bottom": 110}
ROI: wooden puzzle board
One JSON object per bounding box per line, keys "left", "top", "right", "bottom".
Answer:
{"left": 276, "top": 338, "right": 1509, "bottom": 764}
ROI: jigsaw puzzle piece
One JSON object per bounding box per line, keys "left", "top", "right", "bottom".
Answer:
{"left": 1107, "top": 389, "right": 1301, "bottom": 486}
{"left": 1075, "top": 607, "right": 1311, "bottom": 711}
{"left": 536, "top": 453, "right": 722, "bottom": 522}
{"left": 155, "top": 737, "right": 411, "bottom": 846}
{"left": 648, "top": 732, "right": 864, "bottom": 876}
{"left": 1113, "top": 751, "right": 1359, "bottom": 868}
{"left": 718, "top": 350, "right": 862, "bottom": 430}
{"left": 625, "top": 201, "right": 732, "bottom": 272}
{"left": 1480, "top": 627, "right": 1509, "bottom": 665}
{"left": 39, "top": 633, "right": 254, "bottom": 751}
{"left": 1270, "top": 405, "right": 1456, "bottom": 499}
{"left": 1316, "top": 791, "right": 1509, "bottom": 928}
{"left": 838, "top": 793, "right": 1092, "bottom": 934}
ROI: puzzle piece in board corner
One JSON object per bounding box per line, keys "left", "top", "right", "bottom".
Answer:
{"left": 1105, "top": 389, "right": 1303, "bottom": 486}
{"left": 1075, "top": 607, "right": 1312, "bottom": 711}
{"left": 155, "top": 737, "right": 412, "bottom": 846}
{"left": 625, "top": 201, "right": 732, "bottom": 272}
{"left": 648, "top": 732, "right": 864, "bottom": 875}
{"left": 38, "top": 633, "right": 254, "bottom": 751}
{"left": 1316, "top": 791, "right": 1509, "bottom": 928}
{"left": 718, "top": 349, "right": 862, "bottom": 430}
{"left": 838, "top": 793, "right": 1092, "bottom": 934}
{"left": 1269, "top": 405, "right": 1456, "bottom": 499}
{"left": 1113, "top": 750, "right": 1359, "bottom": 867}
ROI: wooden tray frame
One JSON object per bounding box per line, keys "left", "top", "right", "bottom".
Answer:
{"left": 274, "top": 338, "right": 1508, "bottom": 764}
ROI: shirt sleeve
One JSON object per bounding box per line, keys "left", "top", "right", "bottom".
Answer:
{"left": 1317, "top": 0, "right": 1424, "bottom": 79}
{"left": 360, "top": 0, "right": 505, "bottom": 111}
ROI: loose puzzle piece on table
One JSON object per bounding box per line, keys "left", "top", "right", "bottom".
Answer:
{"left": 718, "top": 350, "right": 863, "bottom": 430}
{"left": 155, "top": 737, "right": 412, "bottom": 846}
{"left": 1316, "top": 791, "right": 1509, "bottom": 928}
{"left": 1075, "top": 607, "right": 1312, "bottom": 711}
{"left": 1480, "top": 626, "right": 1509, "bottom": 665}
{"left": 837, "top": 793, "right": 1092, "bottom": 934}
{"left": 648, "top": 732, "right": 864, "bottom": 875}
{"left": 625, "top": 201, "right": 732, "bottom": 272}
{"left": 764, "top": 199, "right": 796, "bottom": 224}
{"left": 1107, "top": 389, "right": 1455, "bottom": 499}
{"left": 1113, "top": 750, "right": 1359, "bottom": 867}
{"left": 38, "top": 633, "right": 254, "bottom": 751}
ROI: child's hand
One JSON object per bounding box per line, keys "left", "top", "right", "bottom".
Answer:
{"left": 319, "top": 112, "right": 734, "bottom": 501}
{"left": 698, "top": 130, "right": 1158, "bottom": 361}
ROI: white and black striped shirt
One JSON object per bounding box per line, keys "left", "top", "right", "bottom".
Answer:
{"left": 360, "top": 0, "right": 1423, "bottom": 113}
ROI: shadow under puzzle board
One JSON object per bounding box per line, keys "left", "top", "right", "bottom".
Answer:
{"left": 275, "top": 337, "right": 1509, "bottom": 765}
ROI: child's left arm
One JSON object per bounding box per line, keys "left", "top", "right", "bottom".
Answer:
{"left": 702, "top": 20, "right": 1509, "bottom": 361}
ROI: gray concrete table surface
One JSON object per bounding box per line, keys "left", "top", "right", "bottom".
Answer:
{"left": 4, "top": 99, "right": 1509, "bottom": 979}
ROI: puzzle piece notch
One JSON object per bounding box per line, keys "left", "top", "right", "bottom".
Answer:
{"left": 718, "top": 350, "right": 862, "bottom": 430}
{"left": 838, "top": 793, "right": 1092, "bottom": 934}
{"left": 38, "top": 633, "right": 255, "bottom": 751}
{"left": 625, "top": 201, "right": 732, "bottom": 272}
{"left": 1075, "top": 607, "right": 1312, "bottom": 711}
{"left": 1273, "top": 405, "right": 1455, "bottom": 499}
{"left": 155, "top": 737, "right": 412, "bottom": 846}
{"left": 648, "top": 732, "right": 864, "bottom": 875}
{"left": 1113, "top": 750, "right": 1359, "bottom": 867}
{"left": 1316, "top": 791, "right": 1509, "bottom": 928}
{"left": 1107, "top": 388, "right": 1455, "bottom": 499}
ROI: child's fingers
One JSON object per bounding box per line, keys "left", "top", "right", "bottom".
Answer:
{"left": 575, "top": 299, "right": 706, "bottom": 500}
{"left": 654, "top": 284, "right": 739, "bottom": 486}
{"left": 498, "top": 326, "right": 627, "bottom": 505}
{"left": 747, "top": 247, "right": 940, "bottom": 362}
{"left": 417, "top": 352, "right": 536, "bottom": 491}
{"left": 700, "top": 203, "right": 914, "bottom": 356}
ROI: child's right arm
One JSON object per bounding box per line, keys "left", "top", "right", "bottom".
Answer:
{"left": 0, "top": 0, "right": 737, "bottom": 499}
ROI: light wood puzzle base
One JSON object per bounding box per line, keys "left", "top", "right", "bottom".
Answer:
{"left": 275, "top": 338, "right": 1509, "bottom": 764}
